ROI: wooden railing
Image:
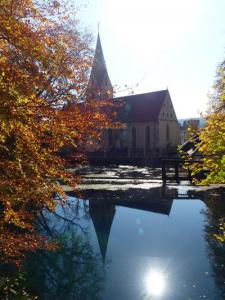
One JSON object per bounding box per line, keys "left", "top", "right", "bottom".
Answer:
{"left": 161, "top": 158, "right": 202, "bottom": 183}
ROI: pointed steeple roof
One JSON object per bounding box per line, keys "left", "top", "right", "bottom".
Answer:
{"left": 86, "top": 34, "right": 113, "bottom": 99}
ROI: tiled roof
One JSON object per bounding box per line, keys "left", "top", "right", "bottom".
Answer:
{"left": 116, "top": 90, "right": 168, "bottom": 122}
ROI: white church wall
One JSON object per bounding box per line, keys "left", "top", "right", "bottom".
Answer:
{"left": 125, "top": 122, "right": 156, "bottom": 150}
{"left": 157, "top": 93, "right": 181, "bottom": 153}
{"left": 158, "top": 120, "right": 181, "bottom": 150}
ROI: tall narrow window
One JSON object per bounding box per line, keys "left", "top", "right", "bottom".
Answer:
{"left": 166, "top": 124, "right": 170, "bottom": 140}
{"left": 145, "top": 126, "right": 150, "bottom": 150}
{"left": 108, "top": 129, "right": 113, "bottom": 147}
{"left": 132, "top": 126, "right": 136, "bottom": 149}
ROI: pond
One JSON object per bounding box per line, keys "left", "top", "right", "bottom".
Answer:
{"left": 2, "top": 166, "right": 225, "bottom": 299}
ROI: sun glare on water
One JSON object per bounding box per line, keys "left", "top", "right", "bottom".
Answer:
{"left": 144, "top": 270, "right": 166, "bottom": 297}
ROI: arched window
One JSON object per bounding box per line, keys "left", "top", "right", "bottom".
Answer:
{"left": 108, "top": 129, "right": 113, "bottom": 147}
{"left": 166, "top": 124, "right": 170, "bottom": 140}
{"left": 145, "top": 126, "right": 150, "bottom": 150}
{"left": 132, "top": 126, "right": 136, "bottom": 149}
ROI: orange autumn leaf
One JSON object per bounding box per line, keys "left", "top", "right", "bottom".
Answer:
{"left": 0, "top": 0, "right": 118, "bottom": 265}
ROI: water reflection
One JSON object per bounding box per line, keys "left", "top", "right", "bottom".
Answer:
{"left": 74, "top": 186, "right": 225, "bottom": 299}
{"left": 69, "top": 186, "right": 175, "bottom": 216}
{"left": 199, "top": 189, "right": 225, "bottom": 300}
{"left": 144, "top": 270, "right": 166, "bottom": 297}
{"left": 34, "top": 187, "right": 225, "bottom": 299}
{"left": 89, "top": 200, "right": 115, "bottom": 263}
{"left": 24, "top": 224, "right": 104, "bottom": 299}
{"left": 86, "top": 187, "right": 176, "bottom": 263}
{"left": 16, "top": 198, "right": 104, "bottom": 299}
{"left": 1, "top": 181, "right": 225, "bottom": 300}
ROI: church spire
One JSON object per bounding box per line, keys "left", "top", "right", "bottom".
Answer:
{"left": 86, "top": 34, "right": 113, "bottom": 100}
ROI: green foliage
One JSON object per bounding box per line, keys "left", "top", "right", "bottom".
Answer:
{"left": 182, "top": 59, "right": 225, "bottom": 185}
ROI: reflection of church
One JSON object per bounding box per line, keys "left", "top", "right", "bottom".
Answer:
{"left": 88, "top": 187, "right": 174, "bottom": 262}
{"left": 86, "top": 35, "right": 181, "bottom": 159}
{"left": 89, "top": 200, "right": 115, "bottom": 263}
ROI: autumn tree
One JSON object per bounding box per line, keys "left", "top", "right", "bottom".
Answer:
{"left": 0, "top": 0, "right": 115, "bottom": 265}
{"left": 188, "top": 60, "right": 225, "bottom": 185}
{"left": 207, "top": 60, "right": 225, "bottom": 113}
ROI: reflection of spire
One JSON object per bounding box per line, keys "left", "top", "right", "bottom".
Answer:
{"left": 86, "top": 34, "right": 113, "bottom": 100}
{"left": 89, "top": 200, "right": 115, "bottom": 263}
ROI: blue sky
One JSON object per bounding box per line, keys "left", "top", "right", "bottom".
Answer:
{"left": 78, "top": 0, "right": 225, "bottom": 118}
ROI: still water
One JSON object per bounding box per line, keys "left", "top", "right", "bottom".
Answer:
{"left": 5, "top": 166, "right": 225, "bottom": 299}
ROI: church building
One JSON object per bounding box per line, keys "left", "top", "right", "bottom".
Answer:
{"left": 86, "top": 34, "right": 181, "bottom": 160}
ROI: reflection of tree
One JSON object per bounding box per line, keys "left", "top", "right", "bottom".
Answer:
{"left": 37, "top": 197, "right": 90, "bottom": 237}
{"left": 24, "top": 230, "right": 104, "bottom": 300}
{"left": 200, "top": 189, "right": 225, "bottom": 299}
{"left": 22, "top": 199, "right": 104, "bottom": 300}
